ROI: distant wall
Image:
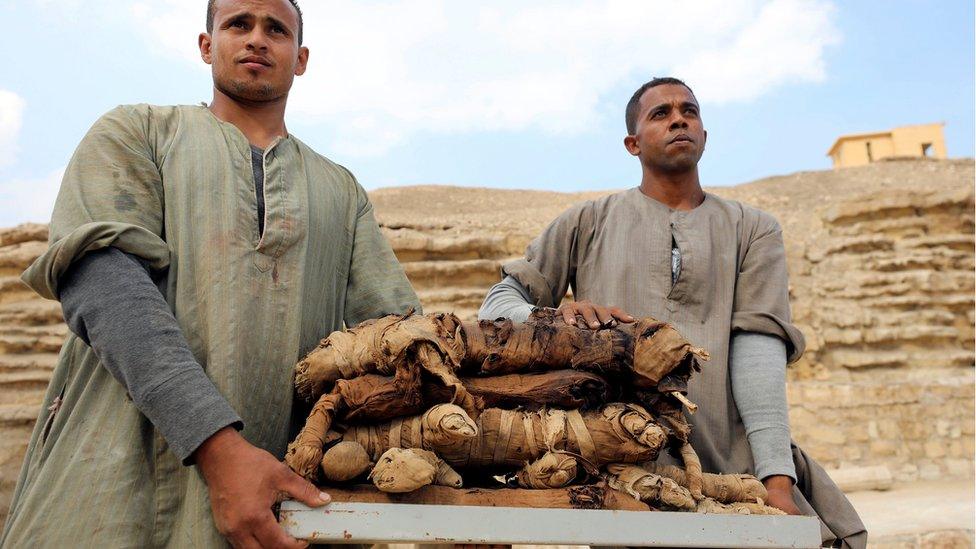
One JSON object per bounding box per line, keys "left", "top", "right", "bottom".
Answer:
{"left": 830, "top": 124, "right": 947, "bottom": 168}
{"left": 892, "top": 124, "right": 948, "bottom": 159}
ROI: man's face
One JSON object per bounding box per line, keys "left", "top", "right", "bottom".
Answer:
{"left": 199, "top": 0, "right": 308, "bottom": 103}
{"left": 625, "top": 84, "right": 707, "bottom": 173}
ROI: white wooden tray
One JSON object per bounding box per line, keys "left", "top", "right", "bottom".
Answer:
{"left": 279, "top": 501, "right": 822, "bottom": 547}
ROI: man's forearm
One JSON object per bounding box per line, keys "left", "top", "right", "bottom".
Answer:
{"left": 478, "top": 275, "right": 535, "bottom": 322}
{"left": 730, "top": 331, "right": 796, "bottom": 482}
{"left": 59, "top": 247, "right": 242, "bottom": 463}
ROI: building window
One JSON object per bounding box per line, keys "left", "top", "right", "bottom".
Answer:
{"left": 921, "top": 143, "right": 933, "bottom": 156}
{"left": 866, "top": 141, "right": 873, "bottom": 162}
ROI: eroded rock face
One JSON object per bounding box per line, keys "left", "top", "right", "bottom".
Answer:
{"left": 791, "top": 186, "right": 974, "bottom": 378}
{"left": 0, "top": 223, "right": 63, "bottom": 524}
{"left": 0, "top": 159, "right": 972, "bottom": 525}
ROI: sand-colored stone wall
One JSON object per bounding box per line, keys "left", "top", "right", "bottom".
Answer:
{"left": 788, "top": 378, "right": 974, "bottom": 482}
{"left": 0, "top": 158, "right": 973, "bottom": 525}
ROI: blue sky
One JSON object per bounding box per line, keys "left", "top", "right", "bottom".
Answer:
{"left": 0, "top": 0, "right": 973, "bottom": 226}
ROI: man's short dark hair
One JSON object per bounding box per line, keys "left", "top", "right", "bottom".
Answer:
{"left": 207, "top": 0, "right": 304, "bottom": 45}
{"left": 625, "top": 77, "right": 695, "bottom": 135}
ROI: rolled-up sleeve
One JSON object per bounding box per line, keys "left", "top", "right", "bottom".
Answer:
{"left": 731, "top": 214, "right": 806, "bottom": 363}
{"left": 21, "top": 105, "right": 170, "bottom": 299}
{"left": 500, "top": 201, "right": 595, "bottom": 308}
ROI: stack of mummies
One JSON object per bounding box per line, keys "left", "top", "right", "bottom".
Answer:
{"left": 285, "top": 309, "right": 783, "bottom": 514}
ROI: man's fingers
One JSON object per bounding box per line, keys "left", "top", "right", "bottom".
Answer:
{"left": 578, "top": 305, "right": 601, "bottom": 329}
{"left": 765, "top": 489, "right": 801, "bottom": 515}
{"left": 610, "top": 307, "right": 636, "bottom": 323}
{"left": 594, "top": 306, "right": 615, "bottom": 326}
{"left": 773, "top": 500, "right": 801, "bottom": 515}
{"left": 560, "top": 306, "right": 577, "bottom": 326}
{"left": 278, "top": 470, "right": 331, "bottom": 507}
{"left": 780, "top": 497, "right": 802, "bottom": 515}
{"left": 562, "top": 303, "right": 632, "bottom": 329}
{"left": 253, "top": 510, "right": 308, "bottom": 549}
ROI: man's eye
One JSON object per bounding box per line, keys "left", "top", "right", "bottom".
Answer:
{"left": 652, "top": 111, "right": 665, "bottom": 118}
{"left": 230, "top": 21, "right": 247, "bottom": 29}
{"left": 271, "top": 25, "right": 285, "bottom": 34}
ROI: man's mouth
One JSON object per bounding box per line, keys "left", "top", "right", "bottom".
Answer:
{"left": 669, "top": 134, "right": 694, "bottom": 145}
{"left": 239, "top": 56, "right": 272, "bottom": 69}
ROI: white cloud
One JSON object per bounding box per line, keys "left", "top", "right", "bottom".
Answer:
{"left": 125, "top": 0, "right": 839, "bottom": 156}
{"left": 32, "top": 0, "right": 84, "bottom": 10}
{"left": 675, "top": 0, "right": 840, "bottom": 103}
{"left": 0, "top": 167, "right": 64, "bottom": 226}
{"left": 0, "top": 90, "right": 26, "bottom": 168}
{"left": 130, "top": 1, "right": 209, "bottom": 65}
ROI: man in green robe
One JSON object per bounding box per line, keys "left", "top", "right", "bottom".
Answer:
{"left": 479, "top": 78, "right": 867, "bottom": 548}
{"left": 1, "top": 1, "right": 419, "bottom": 547}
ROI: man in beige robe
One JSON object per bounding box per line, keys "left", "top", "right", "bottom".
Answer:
{"left": 479, "top": 77, "right": 866, "bottom": 548}
{"left": 1, "top": 1, "right": 418, "bottom": 547}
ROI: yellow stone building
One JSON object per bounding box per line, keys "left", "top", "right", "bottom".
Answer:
{"left": 827, "top": 123, "right": 947, "bottom": 168}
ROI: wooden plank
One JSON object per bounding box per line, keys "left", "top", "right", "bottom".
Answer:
{"left": 317, "top": 484, "right": 651, "bottom": 512}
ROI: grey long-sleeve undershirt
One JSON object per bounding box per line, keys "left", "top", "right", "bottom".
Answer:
{"left": 479, "top": 276, "right": 535, "bottom": 322}
{"left": 479, "top": 275, "right": 797, "bottom": 481}
{"left": 730, "top": 331, "right": 796, "bottom": 481}
{"left": 251, "top": 144, "right": 266, "bottom": 236}
{"left": 59, "top": 247, "right": 242, "bottom": 465}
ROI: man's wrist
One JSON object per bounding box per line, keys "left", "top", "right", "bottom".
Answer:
{"left": 762, "top": 474, "right": 794, "bottom": 491}
{"left": 193, "top": 426, "right": 244, "bottom": 476}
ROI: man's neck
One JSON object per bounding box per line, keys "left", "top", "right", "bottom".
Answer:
{"left": 209, "top": 88, "right": 288, "bottom": 149}
{"left": 638, "top": 166, "right": 705, "bottom": 211}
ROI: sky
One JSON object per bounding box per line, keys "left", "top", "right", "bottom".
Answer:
{"left": 0, "top": 0, "right": 973, "bottom": 226}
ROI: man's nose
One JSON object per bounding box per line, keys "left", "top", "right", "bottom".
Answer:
{"left": 668, "top": 114, "right": 689, "bottom": 131}
{"left": 245, "top": 29, "right": 268, "bottom": 51}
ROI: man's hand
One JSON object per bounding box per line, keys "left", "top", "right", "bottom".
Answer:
{"left": 195, "top": 427, "right": 331, "bottom": 548}
{"left": 762, "top": 475, "right": 801, "bottom": 515}
{"left": 557, "top": 300, "right": 635, "bottom": 329}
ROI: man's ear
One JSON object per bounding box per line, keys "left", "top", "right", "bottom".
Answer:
{"left": 623, "top": 134, "right": 641, "bottom": 157}
{"left": 294, "top": 46, "right": 309, "bottom": 76}
{"left": 199, "top": 33, "right": 213, "bottom": 65}
{"left": 702, "top": 129, "right": 707, "bottom": 153}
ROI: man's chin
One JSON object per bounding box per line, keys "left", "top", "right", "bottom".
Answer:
{"left": 654, "top": 155, "right": 699, "bottom": 174}
{"left": 219, "top": 80, "right": 282, "bottom": 102}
